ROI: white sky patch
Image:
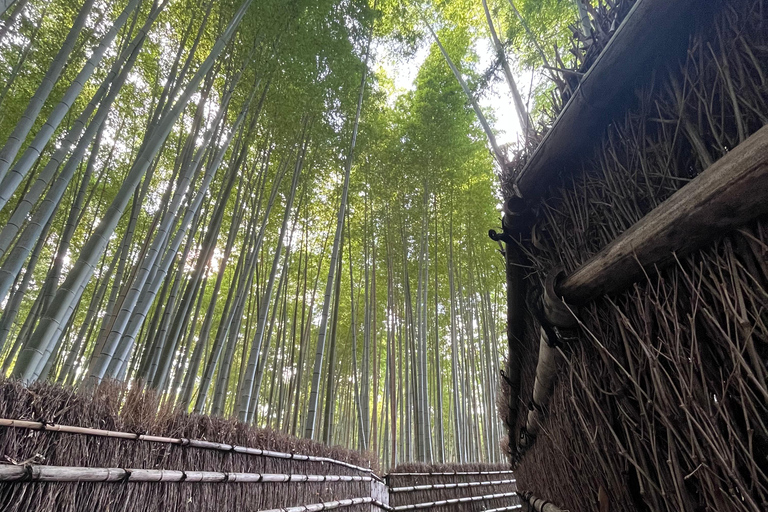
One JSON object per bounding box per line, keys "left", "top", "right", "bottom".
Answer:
{"left": 374, "top": 37, "right": 527, "bottom": 148}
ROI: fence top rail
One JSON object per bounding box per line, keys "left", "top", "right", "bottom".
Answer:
{"left": 392, "top": 491, "right": 519, "bottom": 511}
{"left": 259, "top": 497, "right": 393, "bottom": 512}
{"left": 0, "top": 418, "right": 379, "bottom": 480}
{"left": 0, "top": 464, "right": 373, "bottom": 484}
{"left": 387, "top": 470, "right": 515, "bottom": 477}
{"left": 483, "top": 506, "right": 522, "bottom": 512}
{"left": 390, "top": 479, "right": 517, "bottom": 493}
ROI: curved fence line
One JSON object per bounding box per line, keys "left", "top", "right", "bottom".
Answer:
{"left": 0, "top": 464, "right": 373, "bottom": 483}
{"left": 390, "top": 478, "right": 517, "bottom": 493}
{"left": 387, "top": 470, "right": 515, "bottom": 477}
{"left": 259, "top": 497, "right": 394, "bottom": 512}
{"left": 0, "top": 418, "right": 378, "bottom": 479}
{"left": 392, "top": 491, "right": 519, "bottom": 511}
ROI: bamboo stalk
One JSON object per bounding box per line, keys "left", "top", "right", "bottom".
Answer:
{"left": 389, "top": 479, "right": 517, "bottom": 493}
{"left": 0, "top": 464, "right": 372, "bottom": 483}
{"left": 0, "top": 418, "right": 377, "bottom": 477}
{"left": 392, "top": 491, "right": 519, "bottom": 511}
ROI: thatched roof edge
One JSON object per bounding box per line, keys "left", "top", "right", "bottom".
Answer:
{"left": 512, "top": 0, "right": 706, "bottom": 200}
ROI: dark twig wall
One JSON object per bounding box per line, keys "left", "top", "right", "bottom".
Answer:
{"left": 500, "top": 0, "right": 768, "bottom": 511}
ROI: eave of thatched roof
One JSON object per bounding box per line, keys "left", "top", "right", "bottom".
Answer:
{"left": 511, "top": 0, "right": 709, "bottom": 200}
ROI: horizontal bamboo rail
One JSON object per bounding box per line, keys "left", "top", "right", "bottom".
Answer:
{"left": 0, "top": 464, "right": 372, "bottom": 483}
{"left": 392, "top": 491, "right": 519, "bottom": 511}
{"left": 513, "top": 0, "right": 702, "bottom": 199}
{"left": 388, "top": 470, "right": 515, "bottom": 477}
{"left": 259, "top": 497, "right": 394, "bottom": 512}
{"left": 518, "top": 491, "right": 565, "bottom": 512}
{"left": 484, "top": 506, "right": 522, "bottom": 512}
{"left": 0, "top": 418, "right": 378, "bottom": 479}
{"left": 558, "top": 123, "right": 768, "bottom": 305}
{"left": 389, "top": 479, "right": 516, "bottom": 493}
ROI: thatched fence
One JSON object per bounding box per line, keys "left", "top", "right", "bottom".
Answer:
{"left": 387, "top": 464, "right": 520, "bottom": 512}
{"left": 0, "top": 381, "right": 523, "bottom": 512}
{"left": 497, "top": 0, "right": 768, "bottom": 511}
{"left": 0, "top": 380, "right": 383, "bottom": 512}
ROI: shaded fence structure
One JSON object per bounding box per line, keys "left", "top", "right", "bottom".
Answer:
{"left": 387, "top": 464, "right": 520, "bottom": 512}
{"left": 0, "top": 380, "right": 383, "bottom": 512}
{"left": 496, "top": 0, "right": 768, "bottom": 511}
{"left": 0, "top": 381, "right": 520, "bottom": 512}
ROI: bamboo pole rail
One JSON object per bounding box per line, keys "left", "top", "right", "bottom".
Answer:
{"left": 557, "top": 123, "right": 768, "bottom": 305}
{"left": 259, "top": 497, "right": 394, "bottom": 512}
{"left": 387, "top": 470, "right": 515, "bottom": 477}
{"left": 484, "top": 506, "right": 522, "bottom": 512}
{"left": 0, "top": 464, "right": 373, "bottom": 483}
{"left": 0, "top": 418, "right": 378, "bottom": 478}
{"left": 391, "top": 491, "right": 519, "bottom": 511}
{"left": 389, "top": 479, "right": 516, "bottom": 493}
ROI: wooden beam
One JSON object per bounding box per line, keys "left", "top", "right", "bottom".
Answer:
{"left": 559, "top": 124, "right": 768, "bottom": 305}
{"left": 513, "top": 0, "right": 704, "bottom": 200}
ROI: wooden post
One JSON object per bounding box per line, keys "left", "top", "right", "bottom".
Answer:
{"left": 501, "top": 197, "right": 528, "bottom": 459}
{"left": 371, "top": 478, "right": 389, "bottom": 512}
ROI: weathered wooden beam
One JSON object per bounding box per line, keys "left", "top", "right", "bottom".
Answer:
{"left": 559, "top": 124, "right": 768, "bottom": 305}
{"left": 513, "top": 0, "right": 703, "bottom": 200}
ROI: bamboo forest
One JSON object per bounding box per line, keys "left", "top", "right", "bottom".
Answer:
{"left": 0, "top": 0, "right": 583, "bottom": 470}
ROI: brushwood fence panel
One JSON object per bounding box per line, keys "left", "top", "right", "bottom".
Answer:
{"left": 0, "top": 381, "right": 378, "bottom": 512}
{"left": 0, "top": 382, "right": 517, "bottom": 512}
{"left": 387, "top": 467, "right": 520, "bottom": 512}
